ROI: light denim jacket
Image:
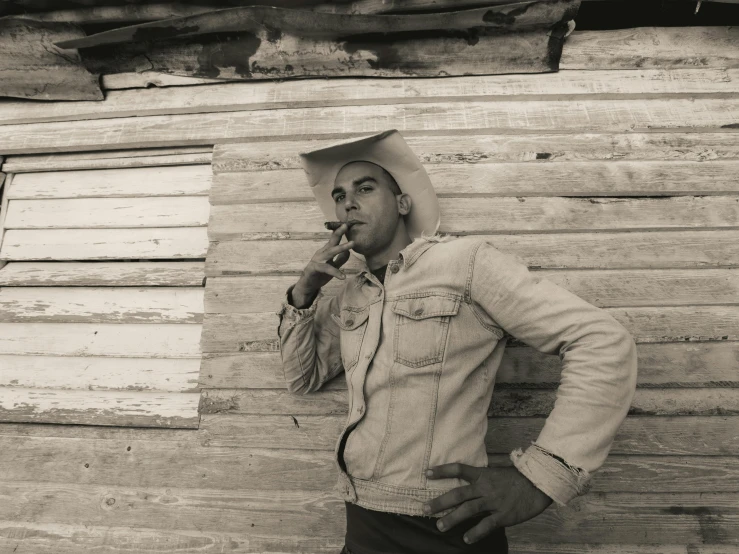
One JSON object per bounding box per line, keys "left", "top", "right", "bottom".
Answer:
{"left": 277, "top": 236, "right": 638, "bottom": 516}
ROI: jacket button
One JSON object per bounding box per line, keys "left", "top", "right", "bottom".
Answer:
{"left": 414, "top": 308, "right": 424, "bottom": 316}
{"left": 345, "top": 319, "right": 354, "bottom": 327}
{"left": 390, "top": 265, "right": 399, "bottom": 274}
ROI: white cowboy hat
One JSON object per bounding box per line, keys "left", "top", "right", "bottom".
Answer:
{"left": 298, "top": 129, "right": 440, "bottom": 239}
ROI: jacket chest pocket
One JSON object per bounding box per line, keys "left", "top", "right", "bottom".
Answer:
{"left": 332, "top": 307, "right": 370, "bottom": 371}
{"left": 392, "top": 295, "right": 460, "bottom": 368}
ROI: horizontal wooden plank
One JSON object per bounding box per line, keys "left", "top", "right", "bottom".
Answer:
{"left": 202, "top": 307, "right": 739, "bottom": 352}
{"left": 200, "top": 414, "right": 739, "bottom": 455}
{"left": 209, "top": 196, "right": 739, "bottom": 239}
{"left": 0, "top": 521, "right": 340, "bottom": 554}
{"left": 200, "top": 341, "right": 739, "bottom": 390}
{"left": 0, "top": 287, "right": 204, "bottom": 324}
{"left": 204, "top": 270, "right": 739, "bottom": 313}
{"left": 212, "top": 132, "right": 739, "bottom": 172}
{"left": 7, "top": 165, "right": 212, "bottom": 199}
{"left": 5, "top": 197, "right": 210, "bottom": 229}
{"left": 0, "top": 355, "right": 200, "bottom": 392}
{"left": 1, "top": 432, "right": 738, "bottom": 494}
{"left": 3, "top": 146, "right": 212, "bottom": 173}
{"left": 0, "top": 388, "right": 200, "bottom": 428}
{"left": 206, "top": 231, "right": 739, "bottom": 275}
{"left": 561, "top": 27, "right": 739, "bottom": 70}
{"left": 200, "top": 388, "right": 739, "bottom": 417}
{"left": 1, "top": 98, "right": 738, "bottom": 155}
{"left": 0, "top": 422, "right": 198, "bottom": 442}
{"left": 0, "top": 262, "right": 205, "bottom": 287}
{"left": 0, "top": 522, "right": 734, "bottom": 554}
{"left": 211, "top": 160, "right": 739, "bottom": 204}
{"left": 0, "top": 323, "right": 202, "bottom": 357}
{"left": 3, "top": 68, "right": 738, "bottom": 127}
{"left": 0, "top": 227, "right": 209, "bottom": 261}
{"left": 0, "top": 480, "right": 737, "bottom": 544}
{"left": 201, "top": 306, "right": 739, "bottom": 353}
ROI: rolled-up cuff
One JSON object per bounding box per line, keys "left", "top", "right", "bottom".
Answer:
{"left": 277, "top": 286, "right": 323, "bottom": 331}
{"left": 510, "top": 442, "right": 592, "bottom": 507}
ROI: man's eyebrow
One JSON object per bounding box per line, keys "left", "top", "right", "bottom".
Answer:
{"left": 331, "top": 176, "right": 377, "bottom": 197}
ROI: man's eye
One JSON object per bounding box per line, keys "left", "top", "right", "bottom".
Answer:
{"left": 334, "top": 195, "right": 344, "bottom": 202}
{"left": 359, "top": 186, "right": 372, "bottom": 193}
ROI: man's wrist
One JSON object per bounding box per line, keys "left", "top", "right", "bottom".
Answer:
{"left": 289, "top": 283, "right": 319, "bottom": 309}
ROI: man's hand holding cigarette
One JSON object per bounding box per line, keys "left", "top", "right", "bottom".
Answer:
{"left": 289, "top": 223, "right": 355, "bottom": 309}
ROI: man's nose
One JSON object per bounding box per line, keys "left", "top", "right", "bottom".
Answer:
{"left": 343, "top": 194, "right": 358, "bottom": 211}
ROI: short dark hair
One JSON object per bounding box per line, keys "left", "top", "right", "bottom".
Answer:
{"left": 381, "top": 167, "right": 402, "bottom": 197}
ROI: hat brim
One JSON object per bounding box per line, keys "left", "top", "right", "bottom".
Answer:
{"left": 299, "top": 129, "right": 440, "bottom": 240}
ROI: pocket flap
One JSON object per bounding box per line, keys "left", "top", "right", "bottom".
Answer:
{"left": 332, "top": 307, "right": 370, "bottom": 330}
{"left": 392, "top": 295, "right": 460, "bottom": 320}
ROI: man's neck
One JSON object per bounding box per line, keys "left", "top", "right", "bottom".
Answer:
{"left": 365, "top": 229, "right": 413, "bottom": 270}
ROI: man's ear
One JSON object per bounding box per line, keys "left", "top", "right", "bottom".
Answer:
{"left": 398, "top": 193, "right": 412, "bottom": 216}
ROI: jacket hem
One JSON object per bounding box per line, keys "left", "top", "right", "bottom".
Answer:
{"left": 342, "top": 474, "right": 457, "bottom": 517}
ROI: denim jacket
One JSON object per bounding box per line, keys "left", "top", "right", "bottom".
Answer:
{"left": 277, "top": 236, "right": 638, "bottom": 516}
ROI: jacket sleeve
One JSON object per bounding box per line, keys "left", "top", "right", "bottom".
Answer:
{"left": 469, "top": 241, "right": 638, "bottom": 506}
{"left": 277, "top": 284, "right": 344, "bottom": 395}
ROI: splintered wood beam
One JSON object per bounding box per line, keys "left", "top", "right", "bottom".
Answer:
{"left": 58, "top": 2, "right": 578, "bottom": 49}
{"left": 19, "top": 3, "right": 223, "bottom": 24}
{"left": 0, "top": 18, "right": 102, "bottom": 101}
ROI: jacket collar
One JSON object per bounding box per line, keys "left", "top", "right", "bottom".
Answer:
{"left": 358, "top": 237, "right": 437, "bottom": 281}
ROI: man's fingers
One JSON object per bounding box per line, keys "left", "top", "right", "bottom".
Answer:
{"left": 423, "top": 484, "right": 478, "bottom": 515}
{"left": 435, "top": 498, "right": 489, "bottom": 533}
{"left": 330, "top": 250, "right": 351, "bottom": 268}
{"left": 462, "top": 514, "right": 500, "bottom": 545}
{"left": 314, "top": 262, "right": 345, "bottom": 280}
{"left": 427, "top": 463, "right": 482, "bottom": 483}
{"left": 323, "top": 241, "right": 355, "bottom": 260}
{"left": 327, "top": 223, "right": 347, "bottom": 246}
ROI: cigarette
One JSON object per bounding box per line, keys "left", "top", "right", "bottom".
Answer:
{"left": 325, "top": 221, "right": 343, "bottom": 231}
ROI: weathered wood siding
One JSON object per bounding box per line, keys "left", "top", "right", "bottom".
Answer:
{"left": 0, "top": 26, "right": 737, "bottom": 554}
{"left": 0, "top": 152, "right": 213, "bottom": 427}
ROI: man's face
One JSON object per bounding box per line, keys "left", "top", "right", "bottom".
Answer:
{"left": 332, "top": 161, "right": 406, "bottom": 256}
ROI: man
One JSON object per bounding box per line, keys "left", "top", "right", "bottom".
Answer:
{"left": 277, "top": 129, "right": 638, "bottom": 553}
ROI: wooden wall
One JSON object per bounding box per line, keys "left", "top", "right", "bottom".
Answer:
{"left": 0, "top": 150, "right": 212, "bottom": 427}
{"left": 0, "top": 27, "right": 738, "bottom": 553}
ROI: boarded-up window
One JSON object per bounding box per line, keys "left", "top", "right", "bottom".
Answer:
{"left": 0, "top": 148, "right": 212, "bottom": 427}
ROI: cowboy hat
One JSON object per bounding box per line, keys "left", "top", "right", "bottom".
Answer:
{"left": 298, "top": 129, "right": 440, "bottom": 239}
